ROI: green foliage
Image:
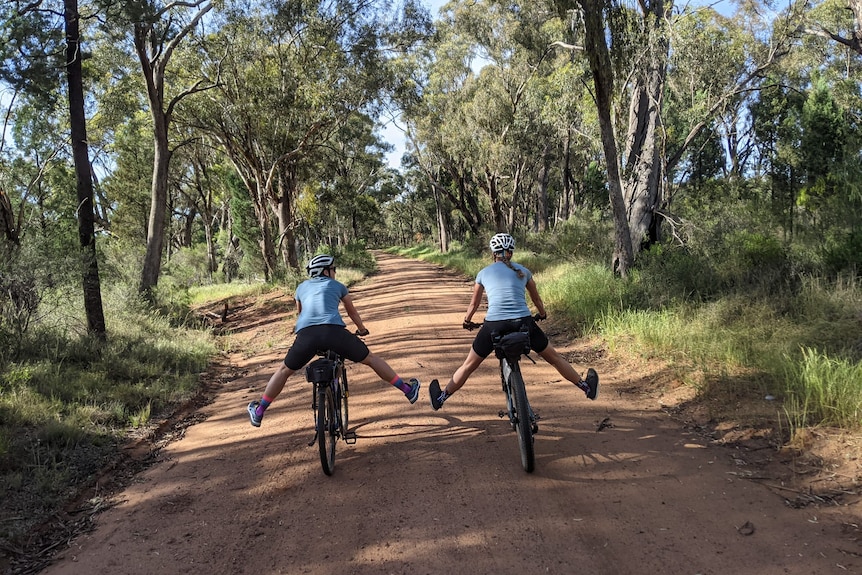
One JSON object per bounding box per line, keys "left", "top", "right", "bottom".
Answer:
{"left": 632, "top": 244, "right": 722, "bottom": 306}
{"left": 313, "top": 240, "right": 377, "bottom": 274}
{"left": 227, "top": 176, "right": 265, "bottom": 280}
{"left": 529, "top": 211, "right": 614, "bottom": 264}
{"left": 784, "top": 347, "right": 862, "bottom": 430}
{"left": 188, "top": 282, "right": 270, "bottom": 307}
{"left": 538, "top": 262, "right": 626, "bottom": 332}
{"left": 822, "top": 230, "right": 862, "bottom": 274}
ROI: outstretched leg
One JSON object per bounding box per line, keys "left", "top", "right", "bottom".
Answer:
{"left": 537, "top": 344, "right": 599, "bottom": 400}
{"left": 248, "top": 362, "right": 297, "bottom": 427}
{"left": 429, "top": 349, "right": 486, "bottom": 410}
{"left": 360, "top": 352, "right": 421, "bottom": 403}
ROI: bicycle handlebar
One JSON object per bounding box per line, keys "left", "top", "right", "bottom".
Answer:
{"left": 463, "top": 314, "right": 545, "bottom": 331}
{"left": 355, "top": 328, "right": 369, "bottom": 336}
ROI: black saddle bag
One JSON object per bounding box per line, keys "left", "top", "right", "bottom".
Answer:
{"left": 492, "top": 327, "right": 531, "bottom": 361}
{"left": 305, "top": 358, "right": 336, "bottom": 383}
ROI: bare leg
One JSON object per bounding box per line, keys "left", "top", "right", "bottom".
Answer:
{"left": 360, "top": 352, "right": 398, "bottom": 383}
{"left": 537, "top": 344, "right": 584, "bottom": 385}
{"left": 444, "top": 348, "right": 486, "bottom": 395}
{"left": 261, "top": 362, "right": 297, "bottom": 400}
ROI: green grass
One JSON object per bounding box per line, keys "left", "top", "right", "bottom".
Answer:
{"left": 783, "top": 347, "right": 862, "bottom": 430}
{"left": 0, "top": 291, "right": 217, "bottom": 545}
{"left": 188, "top": 281, "right": 271, "bottom": 306}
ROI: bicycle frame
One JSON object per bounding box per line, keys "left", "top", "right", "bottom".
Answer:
{"left": 305, "top": 350, "right": 355, "bottom": 476}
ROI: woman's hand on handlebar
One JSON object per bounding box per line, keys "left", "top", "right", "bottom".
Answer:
{"left": 355, "top": 328, "right": 370, "bottom": 336}
{"left": 533, "top": 313, "right": 547, "bottom": 321}
{"left": 463, "top": 320, "right": 482, "bottom": 331}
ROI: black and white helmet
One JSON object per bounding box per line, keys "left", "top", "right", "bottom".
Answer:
{"left": 489, "top": 233, "right": 515, "bottom": 254}
{"left": 306, "top": 254, "right": 335, "bottom": 278}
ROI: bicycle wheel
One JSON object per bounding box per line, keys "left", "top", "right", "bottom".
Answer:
{"left": 317, "top": 384, "right": 337, "bottom": 476}
{"left": 508, "top": 367, "right": 535, "bottom": 473}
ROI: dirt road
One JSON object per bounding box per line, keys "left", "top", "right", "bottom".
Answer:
{"left": 40, "top": 253, "right": 859, "bottom": 574}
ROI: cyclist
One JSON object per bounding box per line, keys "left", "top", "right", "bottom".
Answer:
{"left": 429, "top": 233, "right": 598, "bottom": 410}
{"left": 247, "top": 254, "right": 420, "bottom": 427}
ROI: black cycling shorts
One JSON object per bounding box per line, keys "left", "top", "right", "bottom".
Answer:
{"left": 283, "top": 325, "right": 370, "bottom": 370}
{"left": 471, "top": 316, "right": 549, "bottom": 358}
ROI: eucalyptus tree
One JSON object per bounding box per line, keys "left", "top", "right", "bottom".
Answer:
{"left": 193, "top": 0, "right": 427, "bottom": 278}
{"left": 171, "top": 136, "right": 226, "bottom": 277}
{"left": 551, "top": 0, "right": 801, "bottom": 276}
{"left": 402, "top": 33, "right": 486, "bottom": 241}
{"left": 800, "top": 0, "right": 862, "bottom": 55}
{"left": 103, "top": 0, "right": 215, "bottom": 297}
{"left": 560, "top": 0, "right": 633, "bottom": 276}
{"left": 750, "top": 1, "right": 862, "bottom": 254}
{"left": 316, "top": 113, "right": 395, "bottom": 243}
{"left": 417, "top": 0, "right": 561, "bottom": 235}
{"left": 532, "top": 58, "right": 602, "bottom": 222}
{"left": 0, "top": 0, "right": 105, "bottom": 335}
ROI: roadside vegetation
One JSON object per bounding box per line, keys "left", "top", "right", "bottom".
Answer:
{"left": 391, "top": 218, "right": 862, "bottom": 436}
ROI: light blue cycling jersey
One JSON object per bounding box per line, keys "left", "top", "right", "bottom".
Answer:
{"left": 476, "top": 261, "right": 532, "bottom": 321}
{"left": 294, "top": 277, "right": 348, "bottom": 332}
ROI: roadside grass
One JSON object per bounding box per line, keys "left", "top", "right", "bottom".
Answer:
{"left": 0, "top": 288, "right": 217, "bottom": 546}
{"left": 389, "top": 244, "right": 862, "bottom": 436}
{"left": 188, "top": 281, "right": 271, "bottom": 306}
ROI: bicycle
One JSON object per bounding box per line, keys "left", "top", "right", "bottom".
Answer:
{"left": 464, "top": 315, "right": 542, "bottom": 473}
{"left": 304, "top": 341, "right": 358, "bottom": 476}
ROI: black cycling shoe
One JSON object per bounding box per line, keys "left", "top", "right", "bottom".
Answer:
{"left": 429, "top": 379, "right": 445, "bottom": 411}
{"left": 585, "top": 368, "right": 599, "bottom": 400}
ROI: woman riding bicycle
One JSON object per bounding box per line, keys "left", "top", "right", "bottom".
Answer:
{"left": 247, "top": 254, "right": 421, "bottom": 427}
{"left": 429, "top": 233, "right": 598, "bottom": 410}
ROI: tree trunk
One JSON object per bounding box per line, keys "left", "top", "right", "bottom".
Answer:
{"left": 140, "top": 117, "right": 170, "bottom": 295}
{"left": 561, "top": 132, "right": 572, "bottom": 220}
{"left": 484, "top": 169, "right": 506, "bottom": 232}
{"left": 65, "top": 0, "right": 106, "bottom": 336}
{"left": 433, "top": 185, "right": 449, "bottom": 252}
{"left": 133, "top": 2, "right": 213, "bottom": 297}
{"left": 622, "top": 0, "right": 670, "bottom": 251}
{"left": 537, "top": 142, "right": 551, "bottom": 232}
{"left": 579, "top": 0, "right": 634, "bottom": 277}
{"left": 0, "top": 186, "right": 19, "bottom": 248}
{"left": 273, "top": 170, "right": 299, "bottom": 272}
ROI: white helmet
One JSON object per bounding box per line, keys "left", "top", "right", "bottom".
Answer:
{"left": 489, "top": 233, "right": 515, "bottom": 254}
{"left": 306, "top": 254, "right": 335, "bottom": 278}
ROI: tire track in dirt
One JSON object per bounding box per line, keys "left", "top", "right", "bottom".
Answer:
{"left": 38, "top": 252, "right": 860, "bottom": 575}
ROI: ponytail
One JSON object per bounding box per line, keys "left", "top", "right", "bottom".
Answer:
{"left": 500, "top": 255, "right": 525, "bottom": 279}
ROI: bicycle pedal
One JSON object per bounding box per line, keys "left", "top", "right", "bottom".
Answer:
{"left": 343, "top": 430, "right": 357, "bottom": 444}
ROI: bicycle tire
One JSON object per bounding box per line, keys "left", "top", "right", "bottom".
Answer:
{"left": 317, "top": 384, "right": 337, "bottom": 475}
{"left": 508, "top": 367, "right": 535, "bottom": 473}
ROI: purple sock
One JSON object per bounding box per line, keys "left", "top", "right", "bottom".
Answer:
{"left": 390, "top": 376, "right": 411, "bottom": 394}
{"left": 257, "top": 396, "right": 272, "bottom": 416}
